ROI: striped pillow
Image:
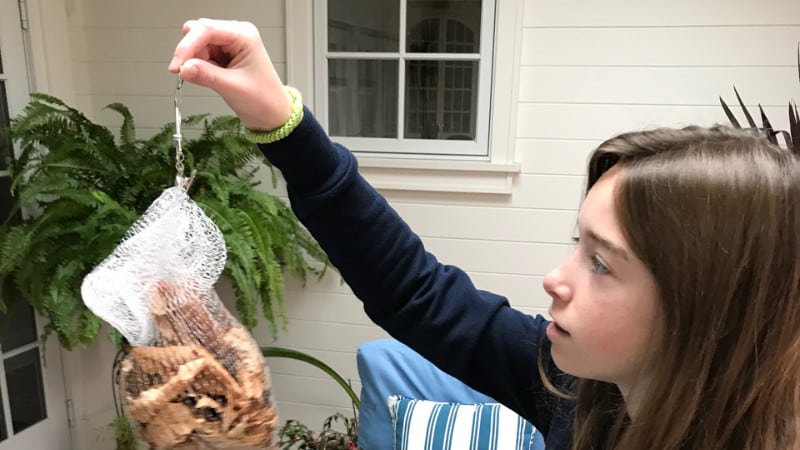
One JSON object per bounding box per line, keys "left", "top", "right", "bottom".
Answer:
{"left": 388, "top": 395, "right": 537, "bottom": 450}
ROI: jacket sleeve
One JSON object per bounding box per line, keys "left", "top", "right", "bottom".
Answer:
{"left": 258, "top": 108, "right": 558, "bottom": 433}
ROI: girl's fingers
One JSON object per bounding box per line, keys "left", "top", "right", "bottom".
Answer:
{"left": 178, "top": 59, "right": 227, "bottom": 91}
{"left": 169, "top": 19, "right": 249, "bottom": 73}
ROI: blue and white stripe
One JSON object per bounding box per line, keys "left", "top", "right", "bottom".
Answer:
{"left": 389, "top": 395, "right": 536, "bottom": 450}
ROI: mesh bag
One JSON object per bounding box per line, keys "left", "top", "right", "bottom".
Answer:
{"left": 81, "top": 184, "right": 278, "bottom": 448}
{"left": 82, "top": 80, "right": 279, "bottom": 448}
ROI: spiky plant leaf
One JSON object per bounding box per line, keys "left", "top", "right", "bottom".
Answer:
{"left": 758, "top": 105, "right": 778, "bottom": 145}
{"left": 719, "top": 96, "right": 741, "bottom": 129}
{"left": 732, "top": 86, "right": 758, "bottom": 129}
{"left": 720, "top": 43, "right": 799, "bottom": 154}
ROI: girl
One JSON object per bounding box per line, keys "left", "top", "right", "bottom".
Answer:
{"left": 168, "top": 19, "right": 800, "bottom": 449}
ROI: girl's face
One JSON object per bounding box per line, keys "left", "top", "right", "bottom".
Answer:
{"left": 543, "top": 168, "right": 661, "bottom": 390}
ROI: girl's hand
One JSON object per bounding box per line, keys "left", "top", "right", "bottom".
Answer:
{"left": 168, "top": 18, "right": 292, "bottom": 131}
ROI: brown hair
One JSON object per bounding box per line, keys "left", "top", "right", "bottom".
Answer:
{"left": 561, "top": 126, "right": 800, "bottom": 449}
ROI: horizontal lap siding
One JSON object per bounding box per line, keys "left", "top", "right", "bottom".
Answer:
{"left": 70, "top": 0, "right": 286, "bottom": 135}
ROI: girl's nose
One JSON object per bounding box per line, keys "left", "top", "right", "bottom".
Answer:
{"left": 543, "top": 263, "right": 572, "bottom": 303}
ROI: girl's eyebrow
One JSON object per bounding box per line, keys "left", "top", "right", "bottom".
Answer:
{"left": 584, "top": 229, "right": 630, "bottom": 261}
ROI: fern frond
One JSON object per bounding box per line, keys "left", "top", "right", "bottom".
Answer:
{"left": 263, "top": 258, "right": 287, "bottom": 337}
{"left": 104, "top": 103, "right": 136, "bottom": 147}
{"left": 15, "top": 175, "right": 83, "bottom": 208}
{"left": 194, "top": 170, "right": 231, "bottom": 204}
{"left": 0, "top": 226, "right": 32, "bottom": 273}
{"left": 234, "top": 207, "right": 285, "bottom": 331}
{"left": 227, "top": 260, "right": 258, "bottom": 330}
{"left": 77, "top": 308, "right": 101, "bottom": 346}
{"left": 207, "top": 115, "right": 241, "bottom": 131}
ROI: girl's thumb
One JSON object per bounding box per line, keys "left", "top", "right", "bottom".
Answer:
{"left": 179, "top": 59, "right": 226, "bottom": 92}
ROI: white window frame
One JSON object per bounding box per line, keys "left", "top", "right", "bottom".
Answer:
{"left": 286, "top": 0, "right": 523, "bottom": 194}
{"left": 314, "top": 0, "right": 494, "bottom": 157}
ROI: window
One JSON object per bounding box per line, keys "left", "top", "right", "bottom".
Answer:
{"left": 0, "top": 46, "right": 48, "bottom": 443}
{"left": 313, "top": 0, "right": 496, "bottom": 157}
{"left": 0, "top": 82, "right": 49, "bottom": 435}
{"left": 0, "top": 65, "right": 12, "bottom": 173}
{"left": 0, "top": 306, "right": 48, "bottom": 440}
{"left": 289, "top": 0, "right": 522, "bottom": 193}
{"left": 0, "top": 5, "right": 50, "bottom": 442}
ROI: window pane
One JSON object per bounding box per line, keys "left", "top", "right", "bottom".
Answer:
{"left": 0, "top": 177, "right": 11, "bottom": 224}
{"left": 0, "top": 304, "right": 37, "bottom": 353}
{"left": 328, "top": 59, "right": 398, "bottom": 138}
{"left": 407, "top": 0, "right": 481, "bottom": 53}
{"left": 328, "top": 0, "right": 399, "bottom": 52}
{"left": 0, "top": 81, "right": 11, "bottom": 171}
{"left": 5, "top": 348, "right": 47, "bottom": 433}
{"left": 405, "top": 60, "right": 478, "bottom": 140}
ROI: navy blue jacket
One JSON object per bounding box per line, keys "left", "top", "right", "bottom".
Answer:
{"left": 259, "top": 108, "right": 577, "bottom": 450}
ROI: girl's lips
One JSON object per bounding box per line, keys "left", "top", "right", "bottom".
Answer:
{"left": 546, "top": 321, "right": 571, "bottom": 339}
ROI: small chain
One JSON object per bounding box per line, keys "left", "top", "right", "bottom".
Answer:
{"left": 174, "top": 77, "right": 185, "bottom": 187}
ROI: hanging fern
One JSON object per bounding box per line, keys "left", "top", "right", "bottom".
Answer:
{"left": 0, "top": 93, "right": 329, "bottom": 350}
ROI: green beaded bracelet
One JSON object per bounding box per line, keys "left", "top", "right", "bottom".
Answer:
{"left": 244, "top": 86, "right": 304, "bottom": 144}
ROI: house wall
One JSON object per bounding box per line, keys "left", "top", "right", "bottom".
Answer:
{"left": 31, "top": 0, "right": 798, "bottom": 447}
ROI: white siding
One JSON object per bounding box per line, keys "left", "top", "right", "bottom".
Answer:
{"left": 68, "top": 0, "right": 287, "bottom": 137}
{"left": 51, "top": 0, "right": 799, "bottom": 446}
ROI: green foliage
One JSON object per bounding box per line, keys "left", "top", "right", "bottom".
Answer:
{"left": 263, "top": 346, "right": 360, "bottom": 450}
{"left": 720, "top": 44, "right": 799, "bottom": 154}
{"left": 0, "top": 93, "right": 329, "bottom": 349}
{"left": 262, "top": 346, "right": 360, "bottom": 409}
{"left": 278, "top": 414, "right": 359, "bottom": 450}
{"left": 279, "top": 420, "right": 318, "bottom": 448}
{"left": 110, "top": 416, "right": 140, "bottom": 450}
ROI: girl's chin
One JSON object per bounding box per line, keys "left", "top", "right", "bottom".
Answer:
{"left": 549, "top": 346, "right": 595, "bottom": 380}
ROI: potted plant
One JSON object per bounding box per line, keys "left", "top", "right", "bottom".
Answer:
{"left": 0, "top": 93, "right": 329, "bottom": 349}
{"left": 278, "top": 413, "right": 359, "bottom": 450}
{"left": 267, "top": 347, "right": 360, "bottom": 450}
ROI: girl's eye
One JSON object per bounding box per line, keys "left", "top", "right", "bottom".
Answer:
{"left": 573, "top": 237, "right": 611, "bottom": 275}
{"left": 591, "top": 255, "right": 610, "bottom": 275}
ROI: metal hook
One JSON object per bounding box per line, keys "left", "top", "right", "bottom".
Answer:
{"left": 173, "top": 77, "right": 194, "bottom": 190}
